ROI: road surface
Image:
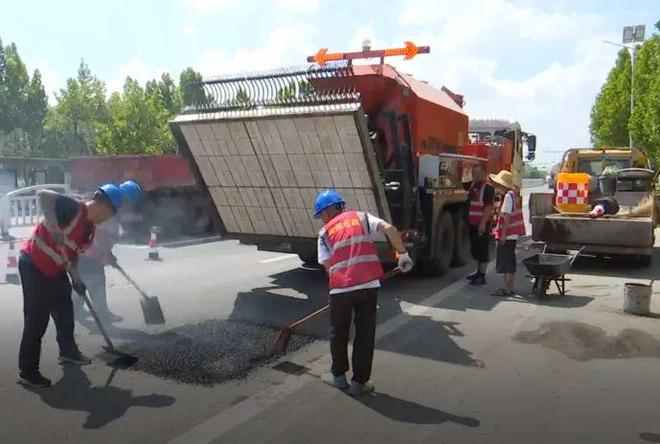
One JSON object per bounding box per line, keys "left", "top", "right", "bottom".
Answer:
{"left": 1, "top": 195, "right": 660, "bottom": 443}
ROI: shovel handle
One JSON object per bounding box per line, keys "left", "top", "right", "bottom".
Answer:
{"left": 113, "top": 263, "right": 150, "bottom": 302}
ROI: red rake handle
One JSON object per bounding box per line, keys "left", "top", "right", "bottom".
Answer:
{"left": 286, "top": 267, "right": 401, "bottom": 331}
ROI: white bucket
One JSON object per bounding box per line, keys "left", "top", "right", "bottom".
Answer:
{"left": 623, "top": 283, "right": 652, "bottom": 315}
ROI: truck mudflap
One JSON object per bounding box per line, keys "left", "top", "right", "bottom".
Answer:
{"left": 532, "top": 214, "right": 654, "bottom": 249}
{"left": 169, "top": 65, "right": 391, "bottom": 240}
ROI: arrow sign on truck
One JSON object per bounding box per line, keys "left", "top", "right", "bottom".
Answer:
{"left": 308, "top": 41, "right": 430, "bottom": 66}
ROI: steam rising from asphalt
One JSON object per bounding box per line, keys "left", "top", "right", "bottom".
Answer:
{"left": 130, "top": 320, "right": 314, "bottom": 385}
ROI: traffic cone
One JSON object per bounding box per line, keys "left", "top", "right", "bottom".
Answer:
{"left": 5, "top": 240, "right": 19, "bottom": 284}
{"left": 148, "top": 227, "right": 160, "bottom": 261}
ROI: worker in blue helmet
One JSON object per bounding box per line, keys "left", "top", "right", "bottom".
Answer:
{"left": 314, "top": 189, "right": 413, "bottom": 396}
{"left": 17, "top": 184, "right": 121, "bottom": 388}
{"left": 77, "top": 180, "right": 143, "bottom": 324}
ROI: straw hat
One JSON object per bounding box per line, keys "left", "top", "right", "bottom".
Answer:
{"left": 489, "top": 170, "right": 515, "bottom": 189}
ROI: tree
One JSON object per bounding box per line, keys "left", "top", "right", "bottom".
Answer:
{"left": 179, "top": 67, "right": 208, "bottom": 108}
{"left": 48, "top": 60, "right": 108, "bottom": 155}
{"left": 146, "top": 72, "right": 183, "bottom": 115}
{"left": 24, "top": 69, "right": 48, "bottom": 140}
{"left": 630, "top": 22, "right": 660, "bottom": 159}
{"left": 590, "top": 49, "right": 631, "bottom": 147}
{"left": 96, "top": 77, "right": 175, "bottom": 155}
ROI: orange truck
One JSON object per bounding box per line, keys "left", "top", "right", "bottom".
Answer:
{"left": 170, "top": 43, "right": 535, "bottom": 274}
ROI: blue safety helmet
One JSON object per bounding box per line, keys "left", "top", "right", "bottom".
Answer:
{"left": 314, "top": 189, "right": 345, "bottom": 218}
{"left": 119, "top": 180, "right": 143, "bottom": 203}
{"left": 96, "top": 183, "right": 123, "bottom": 213}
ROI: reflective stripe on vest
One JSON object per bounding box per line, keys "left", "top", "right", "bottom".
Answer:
{"left": 496, "top": 190, "right": 526, "bottom": 237}
{"left": 468, "top": 182, "right": 486, "bottom": 226}
{"left": 321, "top": 211, "right": 384, "bottom": 290}
{"left": 22, "top": 204, "right": 94, "bottom": 277}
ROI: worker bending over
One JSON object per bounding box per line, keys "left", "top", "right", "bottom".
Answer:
{"left": 465, "top": 163, "right": 495, "bottom": 286}
{"left": 18, "top": 184, "right": 123, "bottom": 388}
{"left": 78, "top": 180, "right": 143, "bottom": 322}
{"left": 315, "top": 190, "right": 413, "bottom": 396}
{"left": 490, "top": 170, "right": 526, "bottom": 297}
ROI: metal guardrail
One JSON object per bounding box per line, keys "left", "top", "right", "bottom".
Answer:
{"left": 0, "top": 184, "right": 70, "bottom": 233}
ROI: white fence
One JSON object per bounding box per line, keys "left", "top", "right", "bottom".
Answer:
{"left": 0, "top": 184, "right": 70, "bottom": 233}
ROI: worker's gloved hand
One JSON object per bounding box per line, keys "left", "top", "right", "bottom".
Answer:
{"left": 72, "top": 280, "right": 87, "bottom": 296}
{"left": 398, "top": 252, "right": 414, "bottom": 273}
{"left": 478, "top": 221, "right": 487, "bottom": 235}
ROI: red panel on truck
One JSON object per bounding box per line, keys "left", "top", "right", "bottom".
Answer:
{"left": 70, "top": 155, "right": 196, "bottom": 191}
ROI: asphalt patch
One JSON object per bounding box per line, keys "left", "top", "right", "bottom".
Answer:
{"left": 129, "top": 320, "right": 314, "bottom": 385}
{"left": 513, "top": 320, "right": 660, "bottom": 361}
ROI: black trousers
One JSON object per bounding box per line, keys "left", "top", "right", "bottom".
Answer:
{"left": 469, "top": 224, "right": 491, "bottom": 263}
{"left": 330, "top": 288, "right": 378, "bottom": 384}
{"left": 18, "top": 256, "right": 77, "bottom": 374}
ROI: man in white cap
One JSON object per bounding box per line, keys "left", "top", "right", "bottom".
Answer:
{"left": 489, "top": 170, "right": 526, "bottom": 296}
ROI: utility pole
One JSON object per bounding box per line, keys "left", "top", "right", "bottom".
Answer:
{"left": 603, "top": 24, "right": 645, "bottom": 149}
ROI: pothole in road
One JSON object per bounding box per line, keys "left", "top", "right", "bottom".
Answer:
{"left": 128, "top": 320, "right": 315, "bottom": 385}
{"left": 513, "top": 320, "right": 660, "bottom": 361}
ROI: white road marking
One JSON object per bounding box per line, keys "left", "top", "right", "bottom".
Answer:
{"left": 168, "top": 263, "right": 494, "bottom": 444}
{"left": 258, "top": 254, "right": 297, "bottom": 264}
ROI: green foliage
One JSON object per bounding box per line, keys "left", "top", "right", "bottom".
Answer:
{"left": 523, "top": 165, "right": 547, "bottom": 179}
{"left": 629, "top": 27, "right": 660, "bottom": 160}
{"left": 591, "top": 22, "right": 660, "bottom": 161}
{"left": 590, "top": 49, "right": 631, "bottom": 147}
{"left": 96, "top": 78, "right": 176, "bottom": 155}
{"left": 179, "top": 67, "right": 208, "bottom": 108}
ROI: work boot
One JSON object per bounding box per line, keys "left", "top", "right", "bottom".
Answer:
{"left": 18, "top": 371, "right": 51, "bottom": 388}
{"left": 465, "top": 270, "right": 480, "bottom": 280}
{"left": 321, "top": 373, "right": 349, "bottom": 390}
{"left": 58, "top": 349, "right": 92, "bottom": 366}
{"left": 101, "top": 311, "right": 124, "bottom": 323}
{"left": 348, "top": 380, "right": 375, "bottom": 397}
{"left": 470, "top": 274, "right": 486, "bottom": 286}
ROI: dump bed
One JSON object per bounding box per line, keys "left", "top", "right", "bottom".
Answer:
{"left": 170, "top": 103, "right": 389, "bottom": 240}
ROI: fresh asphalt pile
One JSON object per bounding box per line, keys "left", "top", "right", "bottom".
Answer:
{"left": 130, "top": 320, "right": 314, "bottom": 385}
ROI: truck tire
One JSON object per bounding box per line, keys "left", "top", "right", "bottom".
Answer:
{"left": 451, "top": 210, "right": 470, "bottom": 267}
{"left": 298, "top": 250, "right": 318, "bottom": 266}
{"left": 424, "top": 211, "right": 455, "bottom": 276}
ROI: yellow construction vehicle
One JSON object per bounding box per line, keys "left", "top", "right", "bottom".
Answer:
{"left": 530, "top": 146, "right": 657, "bottom": 265}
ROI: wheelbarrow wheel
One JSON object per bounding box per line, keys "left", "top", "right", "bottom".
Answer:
{"left": 532, "top": 277, "right": 550, "bottom": 298}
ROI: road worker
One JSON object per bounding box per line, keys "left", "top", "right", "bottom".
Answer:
{"left": 77, "top": 180, "right": 143, "bottom": 322}
{"left": 17, "top": 184, "right": 123, "bottom": 388}
{"left": 465, "top": 163, "right": 495, "bottom": 286}
{"left": 314, "top": 189, "right": 413, "bottom": 396}
{"left": 489, "top": 170, "right": 526, "bottom": 297}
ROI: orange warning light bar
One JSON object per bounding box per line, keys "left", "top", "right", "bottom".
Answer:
{"left": 307, "top": 41, "right": 430, "bottom": 66}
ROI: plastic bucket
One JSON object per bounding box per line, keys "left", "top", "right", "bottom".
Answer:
{"left": 623, "top": 283, "right": 652, "bottom": 315}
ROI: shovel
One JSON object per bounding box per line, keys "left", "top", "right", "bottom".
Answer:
{"left": 112, "top": 263, "right": 166, "bottom": 325}
{"left": 271, "top": 267, "right": 402, "bottom": 356}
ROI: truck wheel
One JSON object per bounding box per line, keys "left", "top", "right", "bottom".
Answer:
{"left": 451, "top": 210, "right": 470, "bottom": 267}
{"left": 298, "top": 250, "right": 318, "bottom": 266}
{"left": 424, "top": 211, "right": 455, "bottom": 276}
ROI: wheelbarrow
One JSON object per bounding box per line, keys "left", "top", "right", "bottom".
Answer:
{"left": 522, "top": 247, "right": 584, "bottom": 297}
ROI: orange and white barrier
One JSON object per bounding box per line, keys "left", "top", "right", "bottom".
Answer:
{"left": 5, "top": 240, "right": 19, "bottom": 284}
{"left": 148, "top": 227, "right": 160, "bottom": 261}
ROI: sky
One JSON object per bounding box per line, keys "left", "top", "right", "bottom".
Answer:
{"left": 0, "top": 0, "right": 657, "bottom": 164}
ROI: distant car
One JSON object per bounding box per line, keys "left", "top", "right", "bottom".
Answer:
{"left": 548, "top": 162, "right": 560, "bottom": 189}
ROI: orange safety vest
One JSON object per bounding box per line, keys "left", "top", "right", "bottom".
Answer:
{"left": 22, "top": 204, "right": 95, "bottom": 277}
{"left": 319, "top": 211, "right": 384, "bottom": 290}
{"left": 495, "top": 190, "right": 526, "bottom": 238}
{"left": 468, "top": 181, "right": 488, "bottom": 226}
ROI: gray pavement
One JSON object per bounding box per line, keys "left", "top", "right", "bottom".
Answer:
{"left": 1, "top": 196, "right": 660, "bottom": 443}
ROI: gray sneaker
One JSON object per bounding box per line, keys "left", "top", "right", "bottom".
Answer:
{"left": 58, "top": 350, "right": 92, "bottom": 365}
{"left": 348, "top": 380, "right": 375, "bottom": 397}
{"left": 321, "top": 373, "right": 349, "bottom": 390}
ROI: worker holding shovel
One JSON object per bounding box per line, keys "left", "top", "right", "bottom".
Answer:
{"left": 17, "top": 183, "right": 124, "bottom": 388}
{"left": 77, "top": 180, "right": 143, "bottom": 323}
{"left": 314, "top": 190, "right": 413, "bottom": 396}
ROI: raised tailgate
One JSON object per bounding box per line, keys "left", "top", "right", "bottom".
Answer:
{"left": 170, "top": 105, "right": 388, "bottom": 238}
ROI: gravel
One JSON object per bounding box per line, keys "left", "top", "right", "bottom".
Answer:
{"left": 129, "top": 320, "right": 314, "bottom": 385}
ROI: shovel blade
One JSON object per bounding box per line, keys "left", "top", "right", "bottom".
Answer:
{"left": 140, "top": 296, "right": 166, "bottom": 325}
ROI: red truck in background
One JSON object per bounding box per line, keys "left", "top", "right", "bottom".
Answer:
{"left": 69, "top": 155, "right": 218, "bottom": 241}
